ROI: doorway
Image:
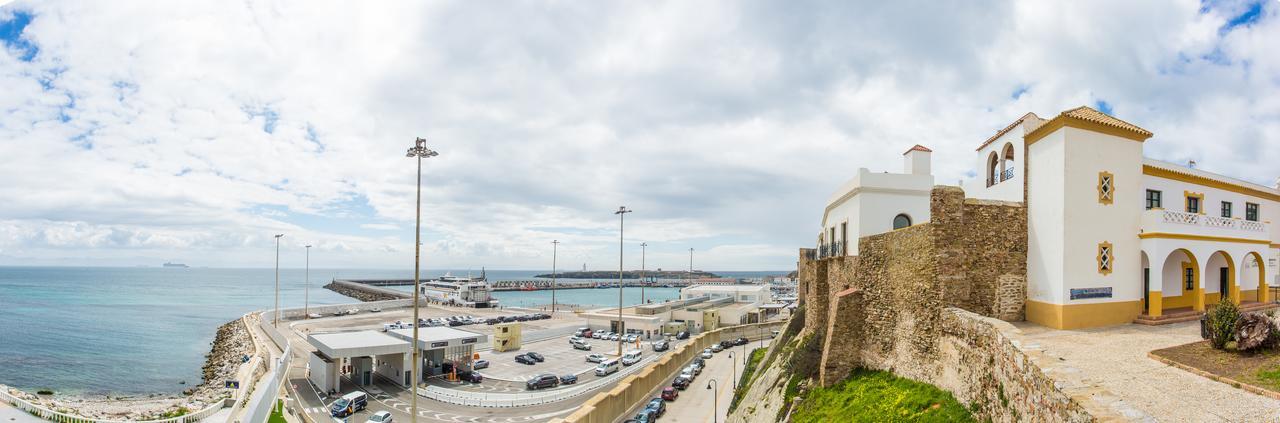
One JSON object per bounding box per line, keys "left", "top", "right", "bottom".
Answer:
{"left": 1143, "top": 268, "right": 1150, "bottom": 313}
{"left": 1220, "top": 267, "right": 1230, "bottom": 302}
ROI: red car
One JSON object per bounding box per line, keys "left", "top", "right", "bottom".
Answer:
{"left": 661, "top": 387, "right": 678, "bottom": 401}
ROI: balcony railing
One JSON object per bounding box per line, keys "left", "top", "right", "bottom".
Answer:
{"left": 815, "top": 242, "right": 845, "bottom": 260}
{"left": 1000, "top": 167, "right": 1015, "bottom": 182}
{"left": 1142, "top": 209, "right": 1269, "bottom": 242}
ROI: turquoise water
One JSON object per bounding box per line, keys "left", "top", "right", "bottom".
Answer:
{"left": 0, "top": 267, "right": 782, "bottom": 395}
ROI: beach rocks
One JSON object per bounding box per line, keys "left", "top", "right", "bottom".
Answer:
{"left": 324, "top": 281, "right": 400, "bottom": 301}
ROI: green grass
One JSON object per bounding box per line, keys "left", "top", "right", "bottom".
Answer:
{"left": 267, "top": 399, "right": 287, "bottom": 423}
{"left": 728, "top": 347, "right": 768, "bottom": 412}
{"left": 790, "top": 369, "right": 976, "bottom": 423}
{"left": 1257, "top": 367, "right": 1280, "bottom": 389}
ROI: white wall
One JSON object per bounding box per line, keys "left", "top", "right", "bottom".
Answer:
{"left": 821, "top": 167, "right": 932, "bottom": 255}
{"left": 964, "top": 129, "right": 1025, "bottom": 202}
{"left": 1026, "top": 130, "right": 1066, "bottom": 303}
{"left": 1060, "top": 127, "right": 1145, "bottom": 305}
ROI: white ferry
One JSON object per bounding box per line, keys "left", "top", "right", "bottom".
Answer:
{"left": 419, "top": 272, "right": 496, "bottom": 308}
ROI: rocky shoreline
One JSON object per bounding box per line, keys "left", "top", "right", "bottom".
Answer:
{"left": 1, "top": 318, "right": 250, "bottom": 420}
{"left": 324, "top": 281, "right": 401, "bottom": 301}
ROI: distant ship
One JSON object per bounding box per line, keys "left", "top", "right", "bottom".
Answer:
{"left": 162, "top": 262, "right": 189, "bottom": 268}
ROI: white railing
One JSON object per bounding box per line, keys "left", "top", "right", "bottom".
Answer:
{"left": 0, "top": 387, "right": 227, "bottom": 423}
{"left": 242, "top": 345, "right": 292, "bottom": 423}
{"left": 417, "top": 351, "right": 667, "bottom": 408}
{"left": 1203, "top": 215, "right": 1234, "bottom": 228}
{"left": 1242, "top": 220, "right": 1266, "bottom": 232}
{"left": 1163, "top": 210, "right": 1201, "bottom": 225}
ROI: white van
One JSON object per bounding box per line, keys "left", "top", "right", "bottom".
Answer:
{"left": 595, "top": 359, "right": 620, "bottom": 376}
{"left": 621, "top": 350, "right": 642, "bottom": 366}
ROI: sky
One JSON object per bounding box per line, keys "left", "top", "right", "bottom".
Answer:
{"left": 0, "top": 1, "right": 1277, "bottom": 271}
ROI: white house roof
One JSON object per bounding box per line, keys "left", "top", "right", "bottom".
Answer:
{"left": 308, "top": 331, "right": 409, "bottom": 358}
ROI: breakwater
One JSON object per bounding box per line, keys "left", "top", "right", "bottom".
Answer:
{"left": 324, "top": 280, "right": 408, "bottom": 301}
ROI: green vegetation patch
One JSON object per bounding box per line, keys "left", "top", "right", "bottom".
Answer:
{"left": 790, "top": 369, "right": 975, "bottom": 423}
{"left": 729, "top": 347, "right": 768, "bottom": 412}
{"left": 267, "top": 399, "right": 287, "bottom": 423}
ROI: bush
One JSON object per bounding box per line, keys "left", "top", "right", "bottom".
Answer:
{"left": 1236, "top": 313, "right": 1279, "bottom": 351}
{"left": 1205, "top": 301, "right": 1241, "bottom": 350}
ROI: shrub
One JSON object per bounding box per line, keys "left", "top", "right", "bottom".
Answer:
{"left": 1205, "top": 301, "right": 1241, "bottom": 350}
{"left": 790, "top": 369, "right": 975, "bottom": 422}
{"left": 1236, "top": 313, "right": 1278, "bottom": 351}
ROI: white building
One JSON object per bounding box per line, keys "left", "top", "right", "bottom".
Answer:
{"left": 679, "top": 284, "right": 769, "bottom": 306}
{"left": 819, "top": 145, "right": 935, "bottom": 257}
{"left": 820, "top": 105, "right": 1279, "bottom": 329}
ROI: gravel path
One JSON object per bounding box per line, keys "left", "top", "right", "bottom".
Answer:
{"left": 1016, "top": 321, "right": 1280, "bottom": 422}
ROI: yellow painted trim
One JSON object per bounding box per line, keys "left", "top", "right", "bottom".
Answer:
{"left": 1184, "top": 191, "right": 1205, "bottom": 215}
{"left": 1163, "top": 293, "right": 1195, "bottom": 309}
{"left": 1097, "top": 241, "right": 1114, "bottom": 275}
{"left": 1136, "top": 233, "right": 1272, "bottom": 245}
{"left": 1144, "top": 165, "right": 1280, "bottom": 202}
{"left": 1184, "top": 261, "right": 1205, "bottom": 312}
{"left": 1025, "top": 115, "right": 1152, "bottom": 146}
{"left": 1025, "top": 299, "right": 1143, "bottom": 330}
{"left": 1242, "top": 289, "right": 1259, "bottom": 303}
{"left": 1098, "top": 171, "right": 1115, "bottom": 205}
{"left": 1147, "top": 291, "right": 1162, "bottom": 317}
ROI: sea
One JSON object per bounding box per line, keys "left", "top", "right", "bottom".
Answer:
{"left": 0, "top": 266, "right": 784, "bottom": 396}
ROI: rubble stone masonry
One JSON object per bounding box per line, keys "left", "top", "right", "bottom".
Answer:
{"left": 797, "top": 186, "right": 1116, "bottom": 421}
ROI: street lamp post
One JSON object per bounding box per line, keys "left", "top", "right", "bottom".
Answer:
{"left": 730, "top": 352, "right": 737, "bottom": 392}
{"left": 305, "top": 244, "right": 312, "bottom": 319}
{"left": 614, "top": 206, "right": 632, "bottom": 357}
{"left": 640, "top": 242, "right": 647, "bottom": 305}
{"left": 273, "top": 234, "right": 284, "bottom": 327}
{"left": 707, "top": 379, "right": 720, "bottom": 423}
{"left": 406, "top": 137, "right": 439, "bottom": 423}
{"left": 689, "top": 247, "right": 694, "bottom": 282}
{"left": 551, "top": 240, "right": 559, "bottom": 313}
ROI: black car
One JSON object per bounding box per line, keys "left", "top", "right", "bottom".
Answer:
{"left": 559, "top": 374, "right": 578, "bottom": 385}
{"left": 515, "top": 315, "right": 530, "bottom": 321}
{"left": 526, "top": 374, "right": 559, "bottom": 390}
{"left": 692, "top": 358, "right": 704, "bottom": 368}
{"left": 652, "top": 341, "right": 669, "bottom": 352}
{"left": 675, "top": 331, "right": 689, "bottom": 340}
{"left": 671, "top": 376, "right": 691, "bottom": 390}
{"left": 537, "top": 313, "right": 551, "bottom": 319}
{"left": 735, "top": 337, "right": 749, "bottom": 346}
{"left": 645, "top": 398, "right": 666, "bottom": 417}
{"left": 525, "top": 352, "right": 545, "bottom": 362}
{"left": 515, "top": 354, "right": 536, "bottom": 365}
{"left": 449, "top": 320, "right": 466, "bottom": 327}
{"left": 501, "top": 316, "right": 516, "bottom": 323}
{"left": 486, "top": 318, "right": 501, "bottom": 325}
{"left": 457, "top": 370, "right": 483, "bottom": 383}
{"left": 719, "top": 340, "right": 734, "bottom": 349}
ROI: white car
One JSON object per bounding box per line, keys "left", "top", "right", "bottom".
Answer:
{"left": 609, "top": 334, "right": 621, "bottom": 341}
{"left": 369, "top": 307, "right": 382, "bottom": 313}
{"left": 701, "top": 348, "right": 713, "bottom": 359}
{"left": 366, "top": 411, "right": 393, "bottom": 423}
{"left": 679, "top": 368, "right": 695, "bottom": 380}
{"left": 307, "top": 313, "right": 322, "bottom": 319}
{"left": 585, "top": 353, "right": 606, "bottom": 363}
{"left": 346, "top": 308, "right": 359, "bottom": 315}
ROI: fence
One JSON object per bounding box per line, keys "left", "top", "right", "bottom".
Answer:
{"left": 551, "top": 321, "right": 785, "bottom": 423}
{"left": 241, "top": 345, "right": 293, "bottom": 423}
{"left": 0, "top": 389, "right": 228, "bottom": 423}
{"left": 418, "top": 351, "right": 666, "bottom": 407}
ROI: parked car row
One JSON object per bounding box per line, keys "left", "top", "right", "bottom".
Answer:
{"left": 718, "top": 337, "right": 750, "bottom": 349}
{"left": 485, "top": 313, "right": 552, "bottom": 325}
{"left": 525, "top": 373, "right": 578, "bottom": 390}
{"left": 514, "top": 351, "right": 545, "bottom": 365}
{"left": 589, "top": 330, "right": 642, "bottom": 342}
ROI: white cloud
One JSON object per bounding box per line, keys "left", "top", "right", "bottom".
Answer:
{"left": 0, "top": 0, "right": 1277, "bottom": 270}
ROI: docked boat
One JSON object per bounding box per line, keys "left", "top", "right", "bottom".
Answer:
{"left": 419, "top": 272, "right": 496, "bottom": 308}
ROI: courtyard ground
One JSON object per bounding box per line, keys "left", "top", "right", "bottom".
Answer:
{"left": 1151, "top": 340, "right": 1280, "bottom": 397}
{"left": 1016, "top": 320, "right": 1280, "bottom": 422}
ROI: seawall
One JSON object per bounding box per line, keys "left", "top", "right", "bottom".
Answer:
{"left": 324, "top": 279, "right": 409, "bottom": 301}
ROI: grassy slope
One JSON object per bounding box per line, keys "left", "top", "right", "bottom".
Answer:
{"left": 790, "top": 369, "right": 975, "bottom": 423}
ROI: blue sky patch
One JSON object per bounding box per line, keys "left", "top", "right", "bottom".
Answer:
{"left": 1223, "top": 1, "right": 1264, "bottom": 31}
{"left": 1010, "top": 84, "right": 1029, "bottom": 100}
{"left": 1094, "top": 100, "right": 1113, "bottom": 115}
{"left": 0, "top": 9, "right": 37, "bottom": 61}
{"left": 242, "top": 105, "right": 280, "bottom": 134}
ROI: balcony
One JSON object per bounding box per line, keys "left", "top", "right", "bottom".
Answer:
{"left": 1140, "top": 209, "right": 1270, "bottom": 242}
{"left": 1000, "top": 167, "right": 1015, "bottom": 182}
{"left": 815, "top": 242, "right": 846, "bottom": 260}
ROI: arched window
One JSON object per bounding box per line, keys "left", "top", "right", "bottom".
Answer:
{"left": 986, "top": 151, "right": 999, "bottom": 187}
{"left": 893, "top": 214, "right": 912, "bottom": 230}
{"left": 1000, "top": 143, "right": 1015, "bottom": 181}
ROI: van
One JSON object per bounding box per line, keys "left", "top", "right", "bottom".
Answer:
{"left": 329, "top": 391, "right": 368, "bottom": 417}
{"left": 621, "top": 350, "right": 642, "bottom": 366}
{"left": 595, "top": 359, "right": 620, "bottom": 376}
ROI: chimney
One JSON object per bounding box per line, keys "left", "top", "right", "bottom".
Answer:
{"left": 903, "top": 144, "right": 932, "bottom": 176}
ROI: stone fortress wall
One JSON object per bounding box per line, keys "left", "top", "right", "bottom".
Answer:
{"left": 799, "top": 186, "right": 1122, "bottom": 422}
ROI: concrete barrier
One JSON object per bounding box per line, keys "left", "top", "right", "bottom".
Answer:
{"left": 242, "top": 345, "right": 293, "bottom": 423}
{"left": 551, "top": 321, "right": 785, "bottom": 423}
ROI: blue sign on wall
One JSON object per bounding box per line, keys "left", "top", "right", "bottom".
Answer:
{"left": 1070, "top": 287, "right": 1113, "bottom": 300}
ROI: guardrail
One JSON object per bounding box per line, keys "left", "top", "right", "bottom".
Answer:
{"left": 418, "top": 352, "right": 667, "bottom": 408}
{"left": 0, "top": 387, "right": 227, "bottom": 423}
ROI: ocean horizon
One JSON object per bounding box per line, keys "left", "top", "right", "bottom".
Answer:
{"left": 0, "top": 266, "right": 785, "bottom": 396}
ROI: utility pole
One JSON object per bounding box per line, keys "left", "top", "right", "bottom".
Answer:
{"left": 406, "top": 137, "right": 438, "bottom": 423}
{"left": 273, "top": 234, "right": 284, "bottom": 327}
{"left": 304, "top": 244, "right": 311, "bottom": 319}
{"left": 551, "top": 240, "right": 559, "bottom": 313}
{"left": 640, "top": 242, "right": 647, "bottom": 305}
{"left": 615, "top": 206, "right": 632, "bottom": 357}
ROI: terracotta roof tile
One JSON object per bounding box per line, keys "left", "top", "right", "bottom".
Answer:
{"left": 1061, "top": 106, "right": 1152, "bottom": 138}
{"left": 902, "top": 144, "right": 932, "bottom": 155}
{"left": 976, "top": 112, "right": 1042, "bottom": 151}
